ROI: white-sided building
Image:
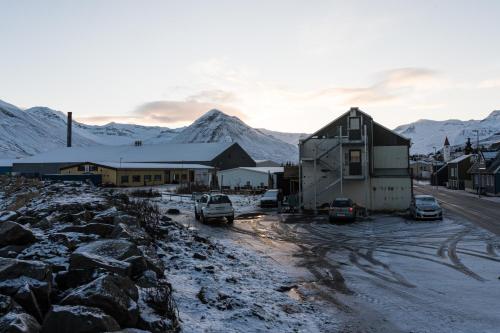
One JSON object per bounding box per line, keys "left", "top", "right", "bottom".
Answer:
{"left": 217, "top": 167, "right": 284, "bottom": 189}
{"left": 299, "top": 107, "right": 411, "bottom": 211}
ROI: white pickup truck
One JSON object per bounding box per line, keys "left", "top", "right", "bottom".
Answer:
{"left": 194, "top": 193, "right": 235, "bottom": 224}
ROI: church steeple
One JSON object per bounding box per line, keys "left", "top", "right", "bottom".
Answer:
{"left": 443, "top": 136, "right": 451, "bottom": 162}
{"left": 444, "top": 136, "right": 450, "bottom": 146}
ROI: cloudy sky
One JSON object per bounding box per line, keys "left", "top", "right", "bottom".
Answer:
{"left": 1, "top": 0, "right": 499, "bottom": 132}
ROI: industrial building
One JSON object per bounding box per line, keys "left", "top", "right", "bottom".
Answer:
{"left": 60, "top": 162, "right": 213, "bottom": 187}
{"left": 299, "top": 107, "right": 411, "bottom": 211}
{"left": 12, "top": 142, "right": 256, "bottom": 176}
{"left": 217, "top": 167, "right": 284, "bottom": 190}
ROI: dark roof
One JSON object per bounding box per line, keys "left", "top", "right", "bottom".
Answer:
{"left": 444, "top": 136, "right": 450, "bottom": 146}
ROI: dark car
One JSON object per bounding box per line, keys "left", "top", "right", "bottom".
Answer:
{"left": 329, "top": 198, "right": 356, "bottom": 222}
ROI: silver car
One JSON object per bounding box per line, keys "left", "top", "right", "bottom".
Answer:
{"left": 194, "top": 193, "right": 235, "bottom": 224}
{"left": 410, "top": 195, "right": 443, "bottom": 220}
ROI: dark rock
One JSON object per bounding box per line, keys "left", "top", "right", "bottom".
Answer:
{"left": 0, "top": 312, "right": 41, "bottom": 333}
{"left": 166, "top": 209, "right": 180, "bottom": 215}
{"left": 15, "top": 216, "right": 38, "bottom": 225}
{"left": 136, "top": 270, "right": 158, "bottom": 288}
{"left": 48, "top": 233, "right": 98, "bottom": 250}
{"left": 0, "top": 245, "right": 31, "bottom": 258}
{"left": 0, "top": 221, "right": 36, "bottom": 246}
{"left": 60, "top": 223, "right": 115, "bottom": 238}
{"left": 13, "top": 283, "right": 43, "bottom": 322}
{"left": 113, "top": 214, "right": 138, "bottom": 227}
{"left": 41, "top": 305, "right": 120, "bottom": 333}
{"left": 71, "top": 210, "right": 94, "bottom": 222}
{"left": 69, "top": 252, "right": 131, "bottom": 277}
{"left": 193, "top": 253, "right": 207, "bottom": 260}
{"left": 124, "top": 256, "right": 148, "bottom": 278}
{"left": 0, "top": 294, "right": 15, "bottom": 316}
{"left": 111, "top": 223, "right": 151, "bottom": 244}
{"left": 74, "top": 239, "right": 141, "bottom": 261}
{"left": 61, "top": 274, "right": 139, "bottom": 327}
{"left": 160, "top": 216, "right": 172, "bottom": 222}
{"left": 91, "top": 207, "right": 118, "bottom": 225}
{"left": 0, "top": 211, "right": 19, "bottom": 222}
{"left": 55, "top": 269, "right": 95, "bottom": 291}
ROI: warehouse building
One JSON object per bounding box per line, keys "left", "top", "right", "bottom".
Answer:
{"left": 217, "top": 167, "right": 284, "bottom": 190}
{"left": 12, "top": 142, "right": 255, "bottom": 176}
{"left": 60, "top": 162, "right": 213, "bottom": 187}
{"left": 299, "top": 107, "right": 411, "bottom": 211}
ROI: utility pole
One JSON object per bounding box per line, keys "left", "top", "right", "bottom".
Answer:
{"left": 474, "top": 130, "right": 481, "bottom": 198}
{"left": 433, "top": 146, "right": 437, "bottom": 191}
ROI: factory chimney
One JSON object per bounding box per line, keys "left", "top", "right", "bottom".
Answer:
{"left": 67, "top": 112, "right": 72, "bottom": 147}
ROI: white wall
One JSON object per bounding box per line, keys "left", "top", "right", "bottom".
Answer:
{"left": 217, "top": 168, "right": 276, "bottom": 189}
{"left": 373, "top": 146, "right": 408, "bottom": 169}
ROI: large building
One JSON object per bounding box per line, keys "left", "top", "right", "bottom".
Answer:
{"left": 12, "top": 142, "right": 255, "bottom": 176}
{"left": 299, "top": 107, "right": 411, "bottom": 211}
{"left": 60, "top": 162, "right": 213, "bottom": 187}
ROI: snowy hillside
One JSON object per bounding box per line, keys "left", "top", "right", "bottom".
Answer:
{"left": 257, "top": 128, "right": 307, "bottom": 146}
{"left": 170, "top": 110, "right": 299, "bottom": 162}
{"left": 395, "top": 111, "right": 500, "bottom": 154}
{"left": 0, "top": 101, "right": 98, "bottom": 159}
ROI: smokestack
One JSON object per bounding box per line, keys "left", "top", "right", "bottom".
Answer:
{"left": 67, "top": 112, "right": 72, "bottom": 147}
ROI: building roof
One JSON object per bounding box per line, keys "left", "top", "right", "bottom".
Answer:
{"left": 220, "top": 166, "right": 284, "bottom": 174}
{"left": 444, "top": 136, "right": 450, "bottom": 146}
{"left": 61, "top": 161, "right": 213, "bottom": 170}
{"left": 448, "top": 154, "right": 472, "bottom": 164}
{"left": 14, "top": 142, "right": 235, "bottom": 164}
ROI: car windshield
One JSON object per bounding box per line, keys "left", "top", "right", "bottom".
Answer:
{"left": 416, "top": 197, "right": 437, "bottom": 205}
{"left": 263, "top": 191, "right": 277, "bottom": 198}
{"left": 332, "top": 199, "right": 352, "bottom": 207}
{"left": 209, "top": 195, "right": 231, "bottom": 204}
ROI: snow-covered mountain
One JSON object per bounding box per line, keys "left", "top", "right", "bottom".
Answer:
{"left": 0, "top": 99, "right": 301, "bottom": 162}
{"left": 0, "top": 101, "right": 98, "bottom": 159}
{"left": 256, "top": 128, "right": 307, "bottom": 146}
{"left": 170, "top": 109, "right": 299, "bottom": 162}
{"left": 395, "top": 111, "right": 500, "bottom": 154}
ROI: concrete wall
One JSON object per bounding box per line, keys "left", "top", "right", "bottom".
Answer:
{"left": 373, "top": 146, "right": 408, "bottom": 169}
{"left": 217, "top": 168, "right": 276, "bottom": 189}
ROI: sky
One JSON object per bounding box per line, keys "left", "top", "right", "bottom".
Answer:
{"left": 1, "top": 0, "right": 499, "bottom": 133}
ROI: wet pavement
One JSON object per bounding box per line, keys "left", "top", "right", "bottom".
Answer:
{"left": 172, "top": 197, "right": 500, "bottom": 333}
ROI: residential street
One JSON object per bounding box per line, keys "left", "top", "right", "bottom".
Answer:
{"left": 414, "top": 183, "right": 500, "bottom": 236}
{"left": 163, "top": 190, "right": 500, "bottom": 333}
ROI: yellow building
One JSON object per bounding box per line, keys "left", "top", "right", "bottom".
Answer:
{"left": 60, "top": 162, "right": 213, "bottom": 187}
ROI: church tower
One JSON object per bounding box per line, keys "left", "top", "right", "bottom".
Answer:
{"left": 443, "top": 137, "right": 451, "bottom": 162}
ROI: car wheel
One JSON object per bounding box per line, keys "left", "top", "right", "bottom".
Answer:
{"left": 194, "top": 209, "right": 199, "bottom": 220}
{"left": 227, "top": 215, "right": 234, "bottom": 224}
{"left": 329, "top": 216, "right": 335, "bottom": 223}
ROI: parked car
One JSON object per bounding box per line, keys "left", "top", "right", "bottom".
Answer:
{"left": 329, "top": 198, "right": 356, "bottom": 222}
{"left": 260, "top": 189, "right": 279, "bottom": 207}
{"left": 195, "top": 193, "right": 234, "bottom": 224}
{"left": 410, "top": 195, "right": 443, "bottom": 220}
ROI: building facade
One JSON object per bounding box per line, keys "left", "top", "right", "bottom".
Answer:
{"left": 217, "top": 167, "right": 283, "bottom": 190}
{"left": 447, "top": 155, "right": 473, "bottom": 190}
{"left": 299, "top": 107, "right": 411, "bottom": 211}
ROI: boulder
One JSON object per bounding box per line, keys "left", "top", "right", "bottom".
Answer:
{"left": 0, "top": 211, "right": 19, "bottom": 223}
{"left": 41, "top": 305, "right": 120, "bottom": 333}
{"left": 74, "top": 239, "right": 141, "bottom": 261}
{"left": 136, "top": 270, "right": 158, "bottom": 288}
{"left": 0, "top": 221, "right": 36, "bottom": 246}
{"left": 13, "top": 283, "right": 43, "bottom": 322}
{"left": 61, "top": 274, "right": 139, "bottom": 327}
{"left": 55, "top": 269, "right": 96, "bottom": 291}
{"left": 91, "top": 207, "right": 118, "bottom": 225}
{"left": 48, "top": 233, "right": 99, "bottom": 250}
{"left": 69, "top": 252, "right": 131, "bottom": 277}
{"left": 60, "top": 223, "right": 115, "bottom": 238}
{"left": 15, "top": 216, "right": 38, "bottom": 225}
{"left": 111, "top": 223, "right": 151, "bottom": 244}
{"left": 0, "top": 245, "right": 31, "bottom": 258}
{"left": 0, "top": 312, "right": 41, "bottom": 333}
{"left": 166, "top": 209, "right": 180, "bottom": 215}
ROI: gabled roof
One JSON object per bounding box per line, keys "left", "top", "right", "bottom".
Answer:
{"left": 448, "top": 154, "right": 472, "bottom": 164}
{"left": 301, "top": 107, "right": 409, "bottom": 144}
{"left": 220, "top": 166, "right": 284, "bottom": 174}
{"left": 14, "top": 142, "right": 235, "bottom": 164}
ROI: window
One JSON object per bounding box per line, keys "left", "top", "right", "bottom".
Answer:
{"left": 77, "top": 165, "right": 85, "bottom": 171}
{"left": 89, "top": 165, "right": 97, "bottom": 172}
{"left": 132, "top": 175, "right": 141, "bottom": 182}
{"left": 121, "top": 175, "right": 129, "bottom": 183}
{"left": 154, "top": 174, "right": 162, "bottom": 181}
{"left": 349, "top": 117, "right": 360, "bottom": 130}
{"left": 144, "top": 175, "right": 152, "bottom": 182}
{"left": 349, "top": 150, "right": 362, "bottom": 176}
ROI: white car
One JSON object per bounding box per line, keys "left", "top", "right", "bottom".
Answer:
{"left": 194, "top": 193, "right": 235, "bottom": 224}
{"left": 260, "top": 189, "right": 279, "bottom": 207}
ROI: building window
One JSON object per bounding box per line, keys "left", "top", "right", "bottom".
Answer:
{"left": 77, "top": 165, "right": 85, "bottom": 171}
{"left": 121, "top": 175, "right": 129, "bottom": 183}
{"left": 349, "top": 150, "right": 362, "bottom": 176}
{"left": 154, "top": 174, "right": 162, "bottom": 181}
{"left": 89, "top": 165, "right": 97, "bottom": 172}
{"left": 132, "top": 175, "right": 141, "bottom": 182}
{"left": 144, "top": 175, "right": 152, "bottom": 182}
{"left": 349, "top": 117, "right": 360, "bottom": 130}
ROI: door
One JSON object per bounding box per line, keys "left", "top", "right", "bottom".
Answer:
{"left": 349, "top": 150, "right": 362, "bottom": 176}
